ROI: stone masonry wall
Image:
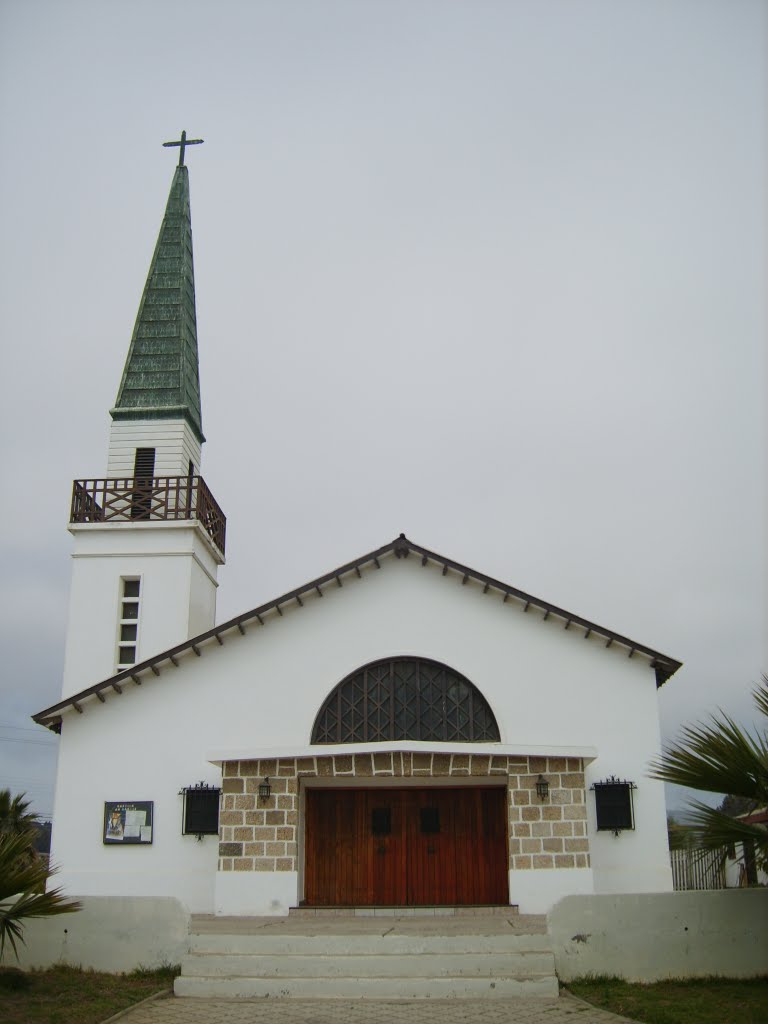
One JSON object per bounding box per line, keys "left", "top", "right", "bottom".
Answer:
{"left": 218, "top": 754, "right": 589, "bottom": 875}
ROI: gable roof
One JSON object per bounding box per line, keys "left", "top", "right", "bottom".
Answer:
{"left": 33, "top": 534, "right": 682, "bottom": 731}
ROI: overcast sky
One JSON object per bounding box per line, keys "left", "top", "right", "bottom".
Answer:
{"left": 0, "top": 0, "right": 764, "bottom": 819}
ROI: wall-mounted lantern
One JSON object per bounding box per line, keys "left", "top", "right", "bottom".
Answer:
{"left": 535, "top": 775, "right": 550, "bottom": 801}
{"left": 258, "top": 777, "right": 272, "bottom": 801}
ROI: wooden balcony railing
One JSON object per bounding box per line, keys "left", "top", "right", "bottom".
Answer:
{"left": 70, "top": 476, "right": 226, "bottom": 554}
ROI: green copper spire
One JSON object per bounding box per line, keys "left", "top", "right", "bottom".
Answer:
{"left": 111, "top": 163, "right": 205, "bottom": 443}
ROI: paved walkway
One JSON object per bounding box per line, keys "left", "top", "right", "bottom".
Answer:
{"left": 114, "top": 991, "right": 637, "bottom": 1024}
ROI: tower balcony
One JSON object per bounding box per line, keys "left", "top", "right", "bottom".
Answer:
{"left": 70, "top": 476, "right": 226, "bottom": 554}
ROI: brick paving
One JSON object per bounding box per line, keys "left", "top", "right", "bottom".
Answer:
{"left": 114, "top": 991, "right": 637, "bottom": 1024}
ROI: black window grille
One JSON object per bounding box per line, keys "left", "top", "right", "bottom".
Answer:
{"left": 180, "top": 782, "right": 220, "bottom": 837}
{"left": 591, "top": 776, "right": 637, "bottom": 834}
{"left": 310, "top": 657, "right": 500, "bottom": 744}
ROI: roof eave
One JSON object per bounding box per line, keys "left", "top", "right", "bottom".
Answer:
{"left": 32, "top": 533, "right": 682, "bottom": 730}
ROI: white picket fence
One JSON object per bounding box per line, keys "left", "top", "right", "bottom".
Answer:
{"left": 670, "top": 848, "right": 725, "bottom": 890}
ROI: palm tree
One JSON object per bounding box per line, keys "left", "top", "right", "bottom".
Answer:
{"left": 0, "top": 795, "right": 80, "bottom": 960}
{"left": 0, "top": 790, "right": 38, "bottom": 838}
{"left": 649, "top": 680, "right": 768, "bottom": 870}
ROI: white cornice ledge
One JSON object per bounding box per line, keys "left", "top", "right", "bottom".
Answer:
{"left": 207, "top": 740, "right": 598, "bottom": 765}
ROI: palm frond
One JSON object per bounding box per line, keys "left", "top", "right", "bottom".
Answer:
{"left": 649, "top": 707, "right": 768, "bottom": 800}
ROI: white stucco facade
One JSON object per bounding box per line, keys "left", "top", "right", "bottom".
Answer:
{"left": 47, "top": 550, "right": 675, "bottom": 915}
{"left": 60, "top": 520, "right": 222, "bottom": 698}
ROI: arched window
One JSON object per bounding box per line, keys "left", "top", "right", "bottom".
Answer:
{"left": 311, "top": 657, "right": 500, "bottom": 744}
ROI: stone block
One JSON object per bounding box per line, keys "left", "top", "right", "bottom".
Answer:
{"left": 276, "top": 858, "right": 294, "bottom": 871}
{"left": 513, "top": 790, "right": 530, "bottom": 806}
{"left": 265, "top": 810, "right": 285, "bottom": 825}
{"left": 508, "top": 839, "right": 521, "bottom": 855}
{"left": 521, "top": 805, "right": 541, "bottom": 821}
{"left": 562, "top": 773, "right": 584, "bottom": 788}
{"left": 553, "top": 822, "right": 574, "bottom": 837}
{"left": 514, "top": 855, "right": 532, "bottom": 870}
{"left": 532, "top": 854, "right": 554, "bottom": 869}
{"left": 542, "top": 837, "right": 564, "bottom": 853}
{"left": 253, "top": 827, "right": 277, "bottom": 841}
{"left": 555, "top": 854, "right": 576, "bottom": 868}
{"left": 373, "top": 752, "right": 394, "bottom": 774}
{"left": 255, "top": 858, "right": 276, "bottom": 872}
{"left": 334, "top": 755, "right": 353, "bottom": 774}
{"left": 543, "top": 806, "right": 562, "bottom": 820}
{"left": 239, "top": 760, "right": 260, "bottom": 777}
{"left": 521, "top": 838, "right": 542, "bottom": 854}
{"left": 317, "top": 758, "right": 333, "bottom": 777}
{"left": 233, "top": 826, "right": 253, "bottom": 841}
{"left": 219, "top": 842, "right": 242, "bottom": 857}
{"left": 531, "top": 821, "right": 552, "bottom": 837}
{"left": 277, "top": 795, "right": 293, "bottom": 810}
{"left": 566, "top": 758, "right": 582, "bottom": 771}
{"left": 222, "top": 778, "right": 244, "bottom": 793}
{"left": 276, "top": 826, "right": 295, "bottom": 841}
{"left": 244, "top": 810, "right": 266, "bottom": 826}
{"left": 432, "top": 754, "right": 451, "bottom": 774}
{"left": 259, "top": 759, "right": 278, "bottom": 777}
{"left": 233, "top": 857, "right": 253, "bottom": 872}
{"left": 547, "top": 758, "right": 568, "bottom": 772}
{"left": 490, "top": 756, "right": 508, "bottom": 774}
{"left": 244, "top": 842, "right": 265, "bottom": 857}
{"left": 564, "top": 805, "right": 588, "bottom": 820}
{"left": 219, "top": 811, "right": 243, "bottom": 826}
{"left": 565, "top": 838, "right": 590, "bottom": 852}
{"left": 355, "top": 754, "right": 374, "bottom": 776}
{"left": 234, "top": 795, "right": 256, "bottom": 811}
{"left": 451, "top": 754, "right": 470, "bottom": 772}
{"left": 413, "top": 753, "right": 432, "bottom": 772}
{"left": 470, "top": 755, "right": 490, "bottom": 775}
{"left": 575, "top": 853, "right": 589, "bottom": 867}
{"left": 278, "top": 759, "right": 297, "bottom": 775}
{"left": 513, "top": 823, "right": 531, "bottom": 837}
{"left": 223, "top": 761, "right": 238, "bottom": 778}
{"left": 266, "top": 841, "right": 285, "bottom": 857}
{"left": 529, "top": 757, "right": 548, "bottom": 773}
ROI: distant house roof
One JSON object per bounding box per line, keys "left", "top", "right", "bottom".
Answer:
{"left": 33, "top": 533, "right": 682, "bottom": 732}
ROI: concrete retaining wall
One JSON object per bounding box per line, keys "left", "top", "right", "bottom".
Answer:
{"left": 12, "top": 896, "right": 190, "bottom": 973}
{"left": 549, "top": 889, "right": 768, "bottom": 982}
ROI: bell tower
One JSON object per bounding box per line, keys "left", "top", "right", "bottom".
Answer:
{"left": 61, "top": 133, "right": 225, "bottom": 699}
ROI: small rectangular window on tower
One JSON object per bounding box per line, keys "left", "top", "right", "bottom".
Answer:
{"left": 117, "top": 578, "right": 141, "bottom": 668}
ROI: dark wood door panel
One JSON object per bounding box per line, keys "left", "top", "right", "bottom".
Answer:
{"left": 305, "top": 787, "right": 508, "bottom": 906}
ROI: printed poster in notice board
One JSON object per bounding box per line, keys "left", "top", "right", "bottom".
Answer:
{"left": 103, "top": 801, "right": 153, "bottom": 844}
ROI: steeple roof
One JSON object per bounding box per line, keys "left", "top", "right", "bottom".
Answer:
{"left": 111, "top": 164, "right": 205, "bottom": 443}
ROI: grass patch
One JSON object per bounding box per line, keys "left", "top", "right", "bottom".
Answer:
{"left": 0, "top": 963, "right": 179, "bottom": 1024}
{"left": 567, "top": 975, "right": 768, "bottom": 1024}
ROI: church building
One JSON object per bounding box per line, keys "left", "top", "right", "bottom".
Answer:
{"left": 35, "top": 140, "right": 681, "bottom": 917}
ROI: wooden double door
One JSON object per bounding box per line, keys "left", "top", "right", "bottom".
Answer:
{"left": 304, "top": 787, "right": 508, "bottom": 906}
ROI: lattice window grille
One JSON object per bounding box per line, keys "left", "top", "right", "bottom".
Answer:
{"left": 311, "top": 658, "right": 501, "bottom": 744}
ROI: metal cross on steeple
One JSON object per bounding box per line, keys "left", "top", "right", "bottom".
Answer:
{"left": 162, "top": 130, "right": 204, "bottom": 167}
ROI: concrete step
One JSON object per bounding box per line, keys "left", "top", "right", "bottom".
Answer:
{"left": 174, "top": 974, "right": 559, "bottom": 1000}
{"left": 180, "top": 950, "right": 556, "bottom": 979}
{"left": 189, "top": 931, "right": 552, "bottom": 956}
{"left": 289, "top": 905, "right": 520, "bottom": 917}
